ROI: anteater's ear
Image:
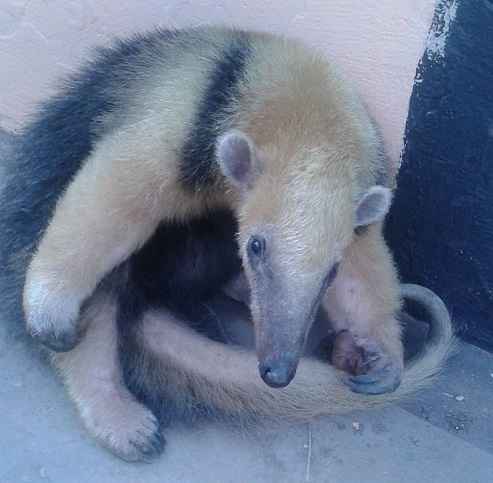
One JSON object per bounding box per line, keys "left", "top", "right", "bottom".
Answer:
{"left": 355, "top": 186, "right": 392, "bottom": 227}
{"left": 216, "top": 130, "right": 260, "bottom": 189}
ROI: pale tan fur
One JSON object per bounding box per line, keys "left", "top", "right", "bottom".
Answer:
{"left": 24, "top": 30, "right": 236, "bottom": 335}
{"left": 50, "top": 291, "right": 161, "bottom": 461}
{"left": 22, "top": 27, "right": 454, "bottom": 459}
{"left": 24, "top": 28, "right": 380, "bottom": 339}
{"left": 324, "top": 223, "right": 404, "bottom": 369}
{"left": 24, "top": 125, "right": 229, "bottom": 335}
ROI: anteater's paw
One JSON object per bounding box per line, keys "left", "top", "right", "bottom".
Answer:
{"left": 32, "top": 327, "right": 80, "bottom": 352}
{"left": 332, "top": 331, "right": 402, "bottom": 395}
{"left": 82, "top": 396, "right": 165, "bottom": 463}
{"left": 26, "top": 308, "right": 81, "bottom": 352}
{"left": 24, "top": 285, "right": 81, "bottom": 352}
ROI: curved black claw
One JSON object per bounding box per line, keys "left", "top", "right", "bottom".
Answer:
{"left": 130, "top": 430, "right": 166, "bottom": 463}
{"left": 346, "top": 364, "right": 401, "bottom": 395}
{"left": 332, "top": 331, "right": 403, "bottom": 396}
{"left": 32, "top": 328, "right": 80, "bottom": 352}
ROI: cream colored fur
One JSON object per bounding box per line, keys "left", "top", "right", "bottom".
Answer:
{"left": 24, "top": 27, "right": 382, "bottom": 339}
{"left": 23, "top": 33, "right": 233, "bottom": 335}
{"left": 324, "top": 223, "right": 403, "bottom": 368}
{"left": 21, "top": 27, "right": 454, "bottom": 459}
{"left": 50, "top": 292, "right": 162, "bottom": 461}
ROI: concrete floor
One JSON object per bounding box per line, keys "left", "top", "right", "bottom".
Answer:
{"left": 1, "top": 130, "right": 493, "bottom": 482}
{"left": 1, "top": 328, "right": 492, "bottom": 483}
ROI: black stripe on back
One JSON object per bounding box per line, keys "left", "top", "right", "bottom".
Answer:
{"left": 180, "top": 34, "right": 253, "bottom": 190}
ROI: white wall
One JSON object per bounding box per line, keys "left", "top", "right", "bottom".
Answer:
{"left": 0, "top": 0, "right": 435, "bottom": 164}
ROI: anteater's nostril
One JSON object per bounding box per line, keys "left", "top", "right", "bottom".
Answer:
{"left": 259, "top": 364, "right": 269, "bottom": 378}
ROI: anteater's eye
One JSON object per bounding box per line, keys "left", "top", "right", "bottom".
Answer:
{"left": 247, "top": 236, "right": 266, "bottom": 260}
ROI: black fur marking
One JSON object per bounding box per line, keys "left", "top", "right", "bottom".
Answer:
{"left": 129, "top": 430, "right": 166, "bottom": 462}
{"left": 368, "top": 116, "right": 392, "bottom": 188}
{"left": 117, "top": 209, "right": 242, "bottom": 424}
{"left": 0, "top": 29, "right": 179, "bottom": 325}
{"left": 180, "top": 34, "right": 253, "bottom": 190}
{"left": 127, "top": 209, "right": 241, "bottom": 313}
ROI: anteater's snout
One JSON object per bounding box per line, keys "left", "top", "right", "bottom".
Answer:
{"left": 259, "top": 357, "right": 298, "bottom": 388}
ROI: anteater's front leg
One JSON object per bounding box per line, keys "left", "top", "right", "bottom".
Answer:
{"left": 323, "top": 224, "right": 403, "bottom": 395}
{"left": 24, "top": 139, "right": 171, "bottom": 351}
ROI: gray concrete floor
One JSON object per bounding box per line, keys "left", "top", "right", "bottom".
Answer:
{"left": 1, "top": 130, "right": 493, "bottom": 482}
{"left": 1, "top": 329, "right": 493, "bottom": 483}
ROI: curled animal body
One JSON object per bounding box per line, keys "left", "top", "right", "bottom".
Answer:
{"left": 0, "top": 26, "right": 453, "bottom": 461}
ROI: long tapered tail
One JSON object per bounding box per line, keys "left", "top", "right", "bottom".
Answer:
{"left": 139, "top": 283, "right": 454, "bottom": 421}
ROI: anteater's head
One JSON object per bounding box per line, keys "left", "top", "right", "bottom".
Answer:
{"left": 216, "top": 105, "right": 392, "bottom": 389}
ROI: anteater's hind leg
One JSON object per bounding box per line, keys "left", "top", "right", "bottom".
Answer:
{"left": 324, "top": 223, "right": 403, "bottom": 395}
{"left": 50, "top": 290, "right": 164, "bottom": 462}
